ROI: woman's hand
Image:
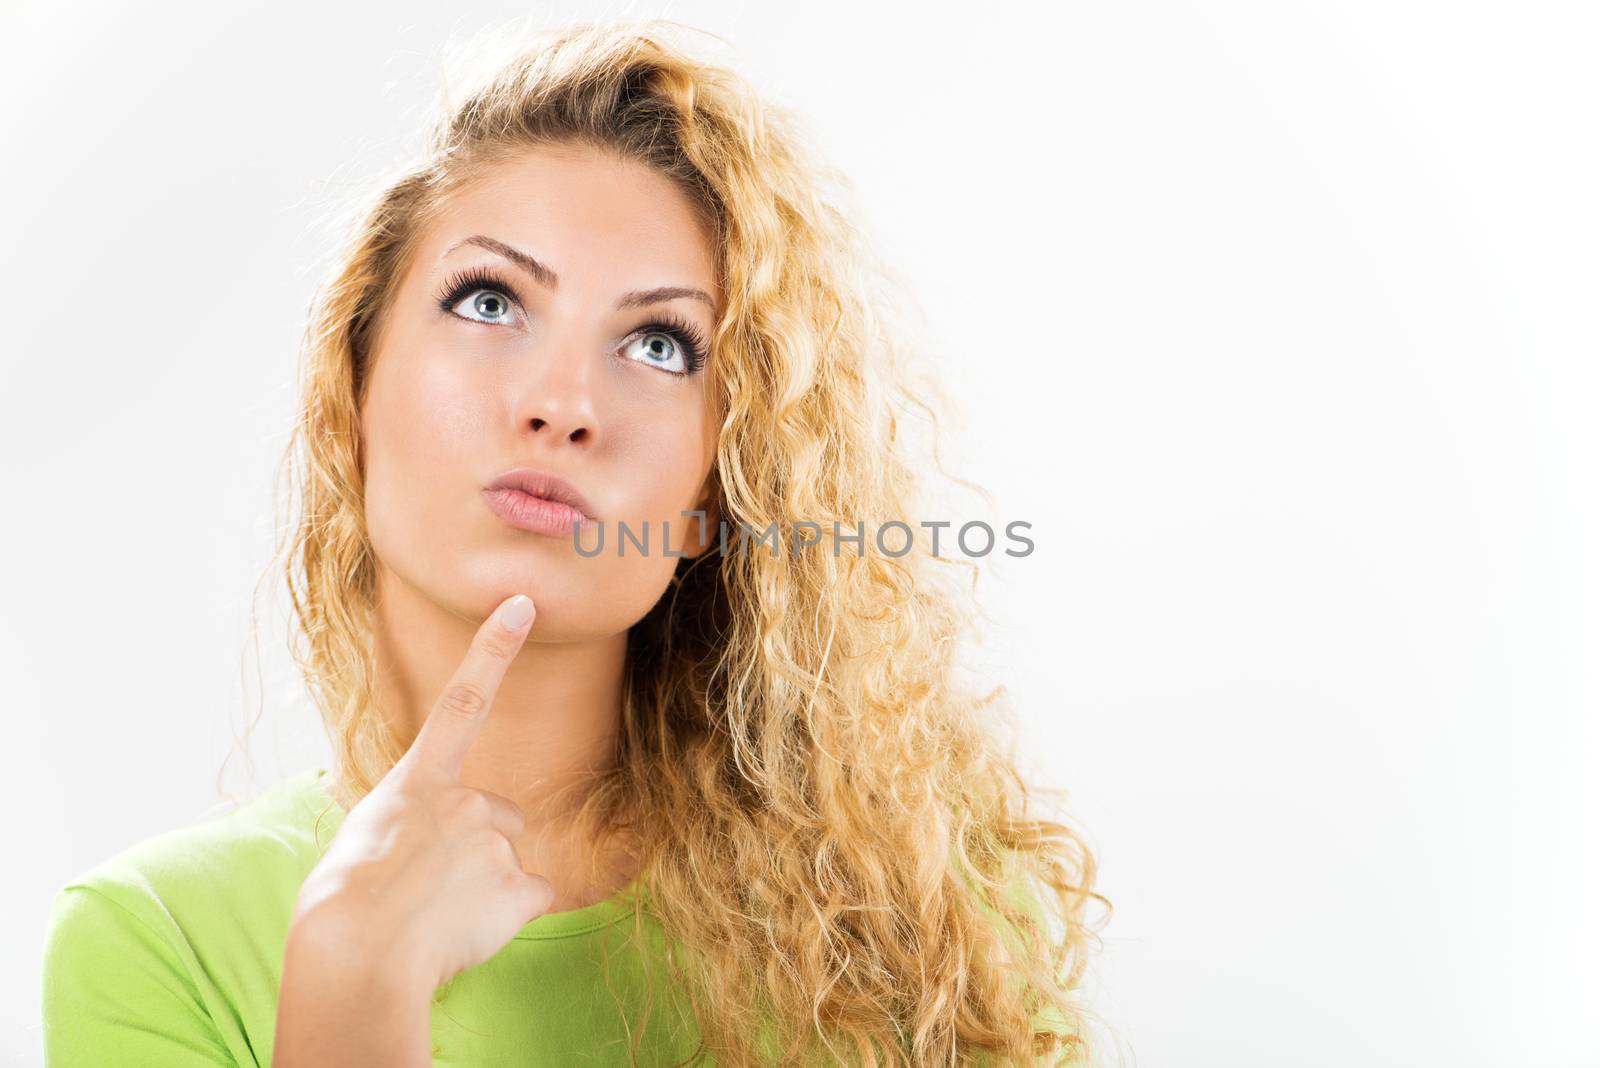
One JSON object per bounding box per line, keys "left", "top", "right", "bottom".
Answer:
{"left": 273, "top": 593, "right": 554, "bottom": 1067}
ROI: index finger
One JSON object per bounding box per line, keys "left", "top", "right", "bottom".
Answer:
{"left": 405, "top": 593, "right": 535, "bottom": 777}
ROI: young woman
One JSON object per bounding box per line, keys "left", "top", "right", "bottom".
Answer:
{"left": 41, "top": 20, "right": 1107, "bottom": 1067}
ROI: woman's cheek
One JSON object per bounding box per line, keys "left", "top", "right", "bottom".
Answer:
{"left": 405, "top": 358, "right": 495, "bottom": 449}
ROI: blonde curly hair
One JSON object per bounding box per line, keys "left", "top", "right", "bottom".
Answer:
{"left": 252, "top": 18, "right": 1110, "bottom": 1066}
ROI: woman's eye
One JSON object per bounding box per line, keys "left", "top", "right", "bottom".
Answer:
{"left": 623, "top": 331, "right": 687, "bottom": 373}
{"left": 451, "top": 288, "right": 517, "bottom": 325}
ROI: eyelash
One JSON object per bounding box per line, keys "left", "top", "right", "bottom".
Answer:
{"left": 432, "top": 266, "right": 710, "bottom": 376}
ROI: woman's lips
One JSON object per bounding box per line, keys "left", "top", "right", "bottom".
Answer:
{"left": 482, "top": 487, "right": 588, "bottom": 538}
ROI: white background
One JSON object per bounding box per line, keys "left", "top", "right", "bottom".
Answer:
{"left": 3, "top": 2, "right": 1596, "bottom": 1065}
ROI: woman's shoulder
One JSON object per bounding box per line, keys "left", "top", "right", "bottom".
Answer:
{"left": 62, "top": 768, "right": 340, "bottom": 902}
{"left": 42, "top": 767, "right": 347, "bottom": 1064}
{"left": 47, "top": 767, "right": 344, "bottom": 955}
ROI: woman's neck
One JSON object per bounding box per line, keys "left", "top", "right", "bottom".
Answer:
{"left": 358, "top": 568, "right": 639, "bottom": 909}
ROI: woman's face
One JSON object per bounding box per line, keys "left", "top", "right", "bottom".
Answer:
{"left": 358, "top": 143, "right": 722, "bottom": 640}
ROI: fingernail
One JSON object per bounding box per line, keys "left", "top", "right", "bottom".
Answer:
{"left": 498, "top": 595, "right": 533, "bottom": 629}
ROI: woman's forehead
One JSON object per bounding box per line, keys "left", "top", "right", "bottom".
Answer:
{"left": 425, "top": 149, "right": 719, "bottom": 289}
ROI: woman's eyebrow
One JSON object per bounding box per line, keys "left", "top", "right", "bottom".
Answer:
{"left": 443, "top": 234, "right": 716, "bottom": 311}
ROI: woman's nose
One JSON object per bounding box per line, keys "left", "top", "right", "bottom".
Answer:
{"left": 512, "top": 336, "right": 599, "bottom": 444}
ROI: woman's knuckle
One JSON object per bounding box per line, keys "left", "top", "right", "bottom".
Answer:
{"left": 437, "top": 682, "right": 488, "bottom": 719}
{"left": 445, "top": 788, "right": 489, "bottom": 821}
{"left": 479, "top": 627, "right": 520, "bottom": 660}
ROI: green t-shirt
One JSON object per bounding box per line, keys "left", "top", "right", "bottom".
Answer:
{"left": 40, "top": 767, "right": 704, "bottom": 1067}
{"left": 41, "top": 767, "right": 1087, "bottom": 1066}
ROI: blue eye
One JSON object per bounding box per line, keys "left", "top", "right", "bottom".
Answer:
{"left": 626, "top": 332, "right": 685, "bottom": 372}
{"left": 454, "top": 287, "right": 515, "bottom": 324}
{"left": 431, "top": 265, "right": 709, "bottom": 376}
{"left": 622, "top": 323, "right": 709, "bottom": 376}
{"left": 436, "top": 267, "right": 522, "bottom": 326}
